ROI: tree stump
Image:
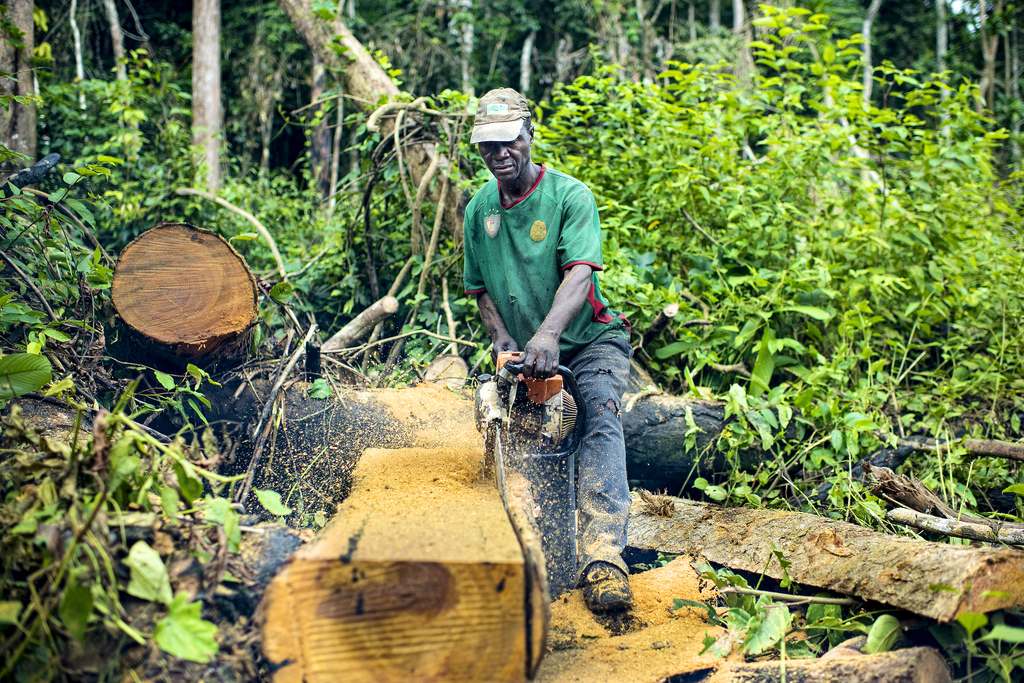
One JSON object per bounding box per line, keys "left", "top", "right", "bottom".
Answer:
{"left": 111, "top": 223, "right": 258, "bottom": 366}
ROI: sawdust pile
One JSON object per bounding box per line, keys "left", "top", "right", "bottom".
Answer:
{"left": 366, "top": 383, "right": 480, "bottom": 450}
{"left": 538, "top": 557, "right": 724, "bottom": 682}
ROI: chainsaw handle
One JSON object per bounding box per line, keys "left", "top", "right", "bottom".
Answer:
{"left": 503, "top": 360, "right": 572, "bottom": 381}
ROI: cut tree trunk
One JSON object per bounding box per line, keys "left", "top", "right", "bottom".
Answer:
{"left": 712, "top": 646, "right": 951, "bottom": 683}
{"left": 110, "top": 223, "right": 257, "bottom": 366}
{"left": 260, "top": 445, "right": 545, "bottom": 681}
{"left": 628, "top": 494, "right": 1024, "bottom": 622}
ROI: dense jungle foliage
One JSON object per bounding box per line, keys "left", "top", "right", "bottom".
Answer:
{"left": 1, "top": 0, "right": 1023, "bottom": 680}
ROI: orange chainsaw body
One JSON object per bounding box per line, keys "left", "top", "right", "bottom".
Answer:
{"left": 496, "top": 351, "right": 563, "bottom": 404}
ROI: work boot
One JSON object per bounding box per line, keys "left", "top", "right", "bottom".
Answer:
{"left": 581, "top": 561, "right": 633, "bottom": 613}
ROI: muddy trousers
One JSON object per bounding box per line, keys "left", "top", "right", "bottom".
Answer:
{"left": 566, "top": 335, "right": 632, "bottom": 582}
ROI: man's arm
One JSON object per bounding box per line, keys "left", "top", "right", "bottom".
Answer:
{"left": 522, "top": 263, "right": 592, "bottom": 378}
{"left": 477, "top": 292, "right": 519, "bottom": 358}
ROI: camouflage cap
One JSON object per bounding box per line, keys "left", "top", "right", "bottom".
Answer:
{"left": 471, "top": 88, "right": 531, "bottom": 144}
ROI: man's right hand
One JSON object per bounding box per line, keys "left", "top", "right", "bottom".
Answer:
{"left": 492, "top": 335, "right": 518, "bottom": 360}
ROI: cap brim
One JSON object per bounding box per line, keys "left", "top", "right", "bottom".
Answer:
{"left": 470, "top": 119, "right": 524, "bottom": 144}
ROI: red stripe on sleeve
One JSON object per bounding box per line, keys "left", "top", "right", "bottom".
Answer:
{"left": 561, "top": 260, "right": 604, "bottom": 272}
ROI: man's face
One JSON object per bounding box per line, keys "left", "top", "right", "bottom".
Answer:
{"left": 478, "top": 123, "right": 533, "bottom": 184}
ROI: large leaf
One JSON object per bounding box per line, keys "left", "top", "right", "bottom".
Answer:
{"left": 0, "top": 353, "right": 53, "bottom": 400}
{"left": 743, "top": 603, "right": 790, "bottom": 655}
{"left": 124, "top": 541, "right": 172, "bottom": 605}
{"left": 154, "top": 593, "right": 218, "bottom": 663}
{"left": 204, "top": 497, "right": 241, "bottom": 551}
{"left": 979, "top": 623, "right": 1024, "bottom": 644}
{"left": 59, "top": 574, "right": 94, "bottom": 641}
{"left": 863, "top": 614, "right": 902, "bottom": 653}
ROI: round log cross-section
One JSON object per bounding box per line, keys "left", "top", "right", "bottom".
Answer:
{"left": 112, "top": 223, "right": 258, "bottom": 365}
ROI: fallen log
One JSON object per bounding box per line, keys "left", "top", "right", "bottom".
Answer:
{"left": 627, "top": 494, "right": 1024, "bottom": 622}
{"left": 321, "top": 295, "right": 399, "bottom": 352}
{"left": 896, "top": 434, "right": 1024, "bottom": 462}
{"left": 887, "top": 507, "right": 1024, "bottom": 546}
{"left": 261, "top": 445, "right": 545, "bottom": 681}
{"left": 110, "top": 223, "right": 258, "bottom": 367}
{"left": 711, "top": 646, "right": 951, "bottom": 683}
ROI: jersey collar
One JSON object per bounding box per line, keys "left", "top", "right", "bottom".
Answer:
{"left": 498, "top": 165, "right": 546, "bottom": 210}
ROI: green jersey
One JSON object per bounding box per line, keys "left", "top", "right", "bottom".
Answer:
{"left": 463, "top": 166, "right": 628, "bottom": 356}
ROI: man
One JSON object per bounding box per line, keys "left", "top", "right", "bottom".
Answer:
{"left": 463, "top": 88, "right": 634, "bottom": 613}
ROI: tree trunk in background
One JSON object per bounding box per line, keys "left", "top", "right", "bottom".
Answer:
{"left": 732, "top": 0, "right": 752, "bottom": 80}
{"left": 102, "top": 0, "right": 127, "bottom": 80}
{"left": 519, "top": 29, "right": 536, "bottom": 95}
{"left": 977, "top": 0, "right": 1003, "bottom": 113}
{"left": 455, "top": 0, "right": 474, "bottom": 94}
{"left": 192, "top": 0, "right": 223, "bottom": 192}
{"left": 0, "top": 0, "right": 36, "bottom": 164}
{"left": 310, "top": 55, "right": 331, "bottom": 198}
{"left": 861, "top": 0, "right": 883, "bottom": 105}
{"left": 554, "top": 35, "right": 573, "bottom": 83}
{"left": 1011, "top": 25, "right": 1021, "bottom": 161}
{"left": 710, "top": 0, "right": 720, "bottom": 30}
{"left": 936, "top": 0, "right": 947, "bottom": 96}
{"left": 688, "top": 1, "right": 696, "bottom": 42}
{"left": 69, "top": 0, "right": 86, "bottom": 108}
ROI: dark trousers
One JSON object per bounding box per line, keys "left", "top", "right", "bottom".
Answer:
{"left": 566, "top": 335, "right": 632, "bottom": 580}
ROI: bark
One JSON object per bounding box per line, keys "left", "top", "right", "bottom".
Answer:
{"left": 688, "top": 1, "right": 696, "bottom": 42}
{"left": 110, "top": 223, "right": 257, "bottom": 366}
{"left": 0, "top": 0, "right": 37, "bottom": 163}
{"left": 102, "top": 0, "right": 127, "bottom": 80}
{"left": 69, "top": 0, "right": 86, "bottom": 108}
{"left": 978, "top": 0, "right": 1004, "bottom": 112}
{"left": 260, "top": 444, "right": 543, "bottom": 681}
{"left": 712, "top": 647, "right": 951, "bottom": 683}
{"left": 861, "top": 0, "right": 883, "bottom": 105}
{"left": 936, "top": 0, "right": 947, "bottom": 77}
{"left": 554, "top": 36, "right": 574, "bottom": 83}
{"left": 627, "top": 494, "right": 1024, "bottom": 621}
{"left": 710, "top": 0, "right": 721, "bottom": 31}
{"left": 310, "top": 55, "right": 331, "bottom": 198}
{"left": 520, "top": 29, "right": 537, "bottom": 95}
{"left": 321, "top": 296, "right": 400, "bottom": 352}
{"left": 895, "top": 434, "right": 1024, "bottom": 462}
{"left": 192, "top": 0, "right": 223, "bottom": 192}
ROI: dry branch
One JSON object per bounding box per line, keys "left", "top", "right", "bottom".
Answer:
{"left": 627, "top": 494, "right": 1024, "bottom": 621}
{"left": 887, "top": 507, "right": 1024, "bottom": 546}
{"left": 895, "top": 434, "right": 1024, "bottom": 462}
{"left": 321, "top": 296, "right": 399, "bottom": 352}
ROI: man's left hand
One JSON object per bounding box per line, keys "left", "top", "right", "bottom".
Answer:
{"left": 523, "top": 329, "right": 560, "bottom": 378}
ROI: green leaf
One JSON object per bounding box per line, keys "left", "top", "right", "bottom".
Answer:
{"left": 1002, "top": 483, "right": 1024, "bottom": 497}
{"left": 307, "top": 378, "right": 332, "bottom": 399}
{"left": 750, "top": 328, "right": 776, "bottom": 398}
{"left": 229, "top": 232, "right": 259, "bottom": 242}
{"left": 41, "top": 328, "right": 71, "bottom": 342}
{"left": 269, "top": 281, "right": 295, "bottom": 304}
{"left": 154, "top": 593, "right": 218, "bottom": 663}
{"left": 979, "top": 624, "right": 1024, "bottom": 644}
{"left": 254, "top": 488, "right": 293, "bottom": 516}
{"left": 956, "top": 611, "right": 988, "bottom": 638}
{"left": 781, "top": 305, "right": 833, "bottom": 321}
{"left": 863, "top": 614, "right": 901, "bottom": 654}
{"left": 743, "top": 603, "right": 791, "bottom": 655}
{"left": 153, "top": 370, "right": 176, "bottom": 390}
{"left": 174, "top": 460, "right": 204, "bottom": 504}
{"left": 160, "top": 485, "right": 180, "bottom": 520}
{"left": 59, "top": 574, "right": 94, "bottom": 641}
{"left": 204, "top": 497, "right": 241, "bottom": 551}
{"left": 62, "top": 171, "right": 82, "bottom": 185}
{"left": 0, "top": 353, "right": 53, "bottom": 400}
{"left": 124, "top": 541, "right": 173, "bottom": 605}
{"left": 0, "top": 601, "right": 22, "bottom": 624}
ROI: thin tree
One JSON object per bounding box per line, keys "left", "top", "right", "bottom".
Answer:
{"left": 710, "top": 0, "right": 720, "bottom": 30}
{"left": 0, "top": 0, "right": 37, "bottom": 163}
{"left": 193, "top": 0, "right": 223, "bottom": 192}
{"left": 69, "top": 0, "right": 86, "bottom": 108}
{"left": 455, "top": 0, "right": 474, "bottom": 94}
{"left": 102, "top": 0, "right": 127, "bottom": 80}
{"left": 520, "top": 29, "right": 536, "bottom": 94}
{"left": 310, "top": 55, "right": 331, "bottom": 198}
{"left": 978, "top": 0, "right": 1005, "bottom": 113}
{"left": 861, "top": 0, "right": 883, "bottom": 105}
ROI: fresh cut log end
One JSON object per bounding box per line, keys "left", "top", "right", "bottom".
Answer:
{"left": 112, "top": 223, "right": 258, "bottom": 361}
{"left": 260, "top": 446, "right": 538, "bottom": 681}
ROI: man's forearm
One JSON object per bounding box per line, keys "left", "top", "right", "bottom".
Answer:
{"left": 538, "top": 264, "right": 592, "bottom": 338}
{"left": 477, "top": 292, "right": 516, "bottom": 350}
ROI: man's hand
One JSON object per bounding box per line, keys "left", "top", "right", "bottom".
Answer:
{"left": 492, "top": 335, "right": 518, "bottom": 361}
{"left": 523, "top": 329, "right": 560, "bottom": 378}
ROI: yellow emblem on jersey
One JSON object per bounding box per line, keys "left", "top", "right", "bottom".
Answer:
{"left": 530, "top": 220, "right": 547, "bottom": 242}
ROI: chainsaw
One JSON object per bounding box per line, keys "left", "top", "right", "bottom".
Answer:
{"left": 475, "top": 351, "right": 586, "bottom": 598}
